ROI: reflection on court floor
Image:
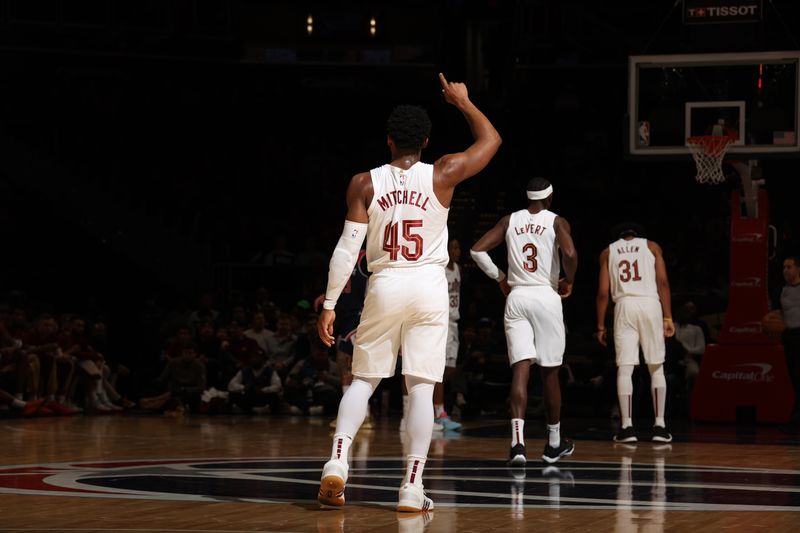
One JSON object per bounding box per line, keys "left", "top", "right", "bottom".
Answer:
{"left": 2, "top": 452, "right": 799, "bottom": 512}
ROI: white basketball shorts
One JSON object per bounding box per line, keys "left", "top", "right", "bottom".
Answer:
{"left": 445, "top": 321, "right": 459, "bottom": 368}
{"left": 352, "top": 265, "right": 448, "bottom": 383}
{"left": 504, "top": 285, "right": 565, "bottom": 367}
{"left": 613, "top": 296, "right": 665, "bottom": 366}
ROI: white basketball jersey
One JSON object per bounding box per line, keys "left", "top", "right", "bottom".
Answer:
{"left": 446, "top": 263, "right": 461, "bottom": 322}
{"left": 365, "top": 162, "right": 449, "bottom": 272}
{"left": 505, "top": 209, "right": 560, "bottom": 289}
{"left": 608, "top": 237, "right": 658, "bottom": 302}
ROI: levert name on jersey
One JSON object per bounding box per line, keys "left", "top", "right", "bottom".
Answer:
{"left": 376, "top": 190, "right": 432, "bottom": 212}
{"left": 513, "top": 223, "right": 548, "bottom": 236}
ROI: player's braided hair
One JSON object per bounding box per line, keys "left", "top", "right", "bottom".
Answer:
{"left": 386, "top": 105, "right": 431, "bottom": 151}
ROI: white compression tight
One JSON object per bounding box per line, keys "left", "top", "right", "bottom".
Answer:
{"left": 617, "top": 365, "right": 634, "bottom": 428}
{"left": 333, "top": 376, "right": 380, "bottom": 438}
{"left": 404, "top": 375, "right": 435, "bottom": 457}
{"left": 330, "top": 374, "right": 435, "bottom": 488}
{"left": 331, "top": 377, "right": 381, "bottom": 463}
{"left": 402, "top": 375, "right": 435, "bottom": 487}
{"left": 617, "top": 364, "right": 668, "bottom": 428}
{"left": 648, "top": 364, "right": 667, "bottom": 427}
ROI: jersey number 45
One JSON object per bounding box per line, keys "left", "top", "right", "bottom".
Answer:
{"left": 383, "top": 220, "right": 423, "bottom": 261}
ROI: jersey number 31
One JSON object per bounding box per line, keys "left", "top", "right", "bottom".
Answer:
{"left": 618, "top": 260, "right": 642, "bottom": 282}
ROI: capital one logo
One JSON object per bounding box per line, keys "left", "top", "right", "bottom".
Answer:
{"left": 728, "top": 321, "right": 762, "bottom": 334}
{"left": 730, "top": 277, "right": 762, "bottom": 288}
{"left": 732, "top": 232, "right": 764, "bottom": 243}
{"left": 712, "top": 363, "right": 775, "bottom": 383}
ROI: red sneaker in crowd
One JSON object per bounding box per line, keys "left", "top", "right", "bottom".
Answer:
{"left": 23, "top": 399, "right": 45, "bottom": 416}
{"left": 46, "top": 401, "right": 78, "bottom": 415}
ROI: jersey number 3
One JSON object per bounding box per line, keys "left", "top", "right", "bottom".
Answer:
{"left": 383, "top": 220, "right": 423, "bottom": 261}
{"left": 618, "top": 260, "right": 642, "bottom": 282}
{"left": 522, "top": 243, "right": 538, "bottom": 272}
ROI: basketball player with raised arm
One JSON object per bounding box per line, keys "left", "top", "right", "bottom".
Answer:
{"left": 471, "top": 178, "right": 577, "bottom": 465}
{"left": 317, "top": 73, "right": 501, "bottom": 512}
{"left": 595, "top": 223, "right": 675, "bottom": 444}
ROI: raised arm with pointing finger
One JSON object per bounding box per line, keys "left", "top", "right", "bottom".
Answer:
{"left": 433, "top": 72, "right": 503, "bottom": 206}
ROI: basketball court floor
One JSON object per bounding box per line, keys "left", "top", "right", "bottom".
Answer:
{"left": 2, "top": 414, "right": 799, "bottom": 532}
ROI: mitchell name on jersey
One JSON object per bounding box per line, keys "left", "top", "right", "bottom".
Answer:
{"left": 376, "top": 189, "right": 432, "bottom": 212}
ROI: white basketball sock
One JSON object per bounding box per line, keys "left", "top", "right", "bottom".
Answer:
{"left": 403, "top": 455, "right": 427, "bottom": 488}
{"left": 330, "top": 434, "right": 352, "bottom": 462}
{"left": 511, "top": 418, "right": 525, "bottom": 447}
{"left": 547, "top": 422, "right": 560, "bottom": 447}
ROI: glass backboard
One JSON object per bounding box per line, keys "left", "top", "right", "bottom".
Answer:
{"left": 628, "top": 51, "right": 800, "bottom": 157}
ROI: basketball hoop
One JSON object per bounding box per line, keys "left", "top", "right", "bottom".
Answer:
{"left": 686, "top": 134, "right": 737, "bottom": 184}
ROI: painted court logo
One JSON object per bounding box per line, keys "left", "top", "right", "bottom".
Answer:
{"left": 1, "top": 457, "right": 799, "bottom": 511}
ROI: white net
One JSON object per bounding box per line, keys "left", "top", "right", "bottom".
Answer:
{"left": 686, "top": 135, "right": 735, "bottom": 184}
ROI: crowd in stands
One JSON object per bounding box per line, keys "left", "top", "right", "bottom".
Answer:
{"left": 0, "top": 308, "right": 130, "bottom": 416}
{"left": 0, "top": 279, "right": 715, "bottom": 423}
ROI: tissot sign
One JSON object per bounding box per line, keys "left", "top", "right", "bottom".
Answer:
{"left": 683, "top": 0, "right": 763, "bottom": 24}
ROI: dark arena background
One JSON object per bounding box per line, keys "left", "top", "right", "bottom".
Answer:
{"left": 1, "top": 1, "right": 800, "bottom": 532}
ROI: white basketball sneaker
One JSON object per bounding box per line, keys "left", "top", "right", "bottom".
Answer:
{"left": 397, "top": 483, "right": 434, "bottom": 512}
{"left": 318, "top": 458, "right": 348, "bottom": 508}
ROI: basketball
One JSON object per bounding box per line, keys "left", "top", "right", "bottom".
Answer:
{"left": 761, "top": 311, "right": 786, "bottom": 337}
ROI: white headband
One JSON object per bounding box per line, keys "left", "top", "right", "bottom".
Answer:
{"left": 526, "top": 185, "right": 553, "bottom": 200}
